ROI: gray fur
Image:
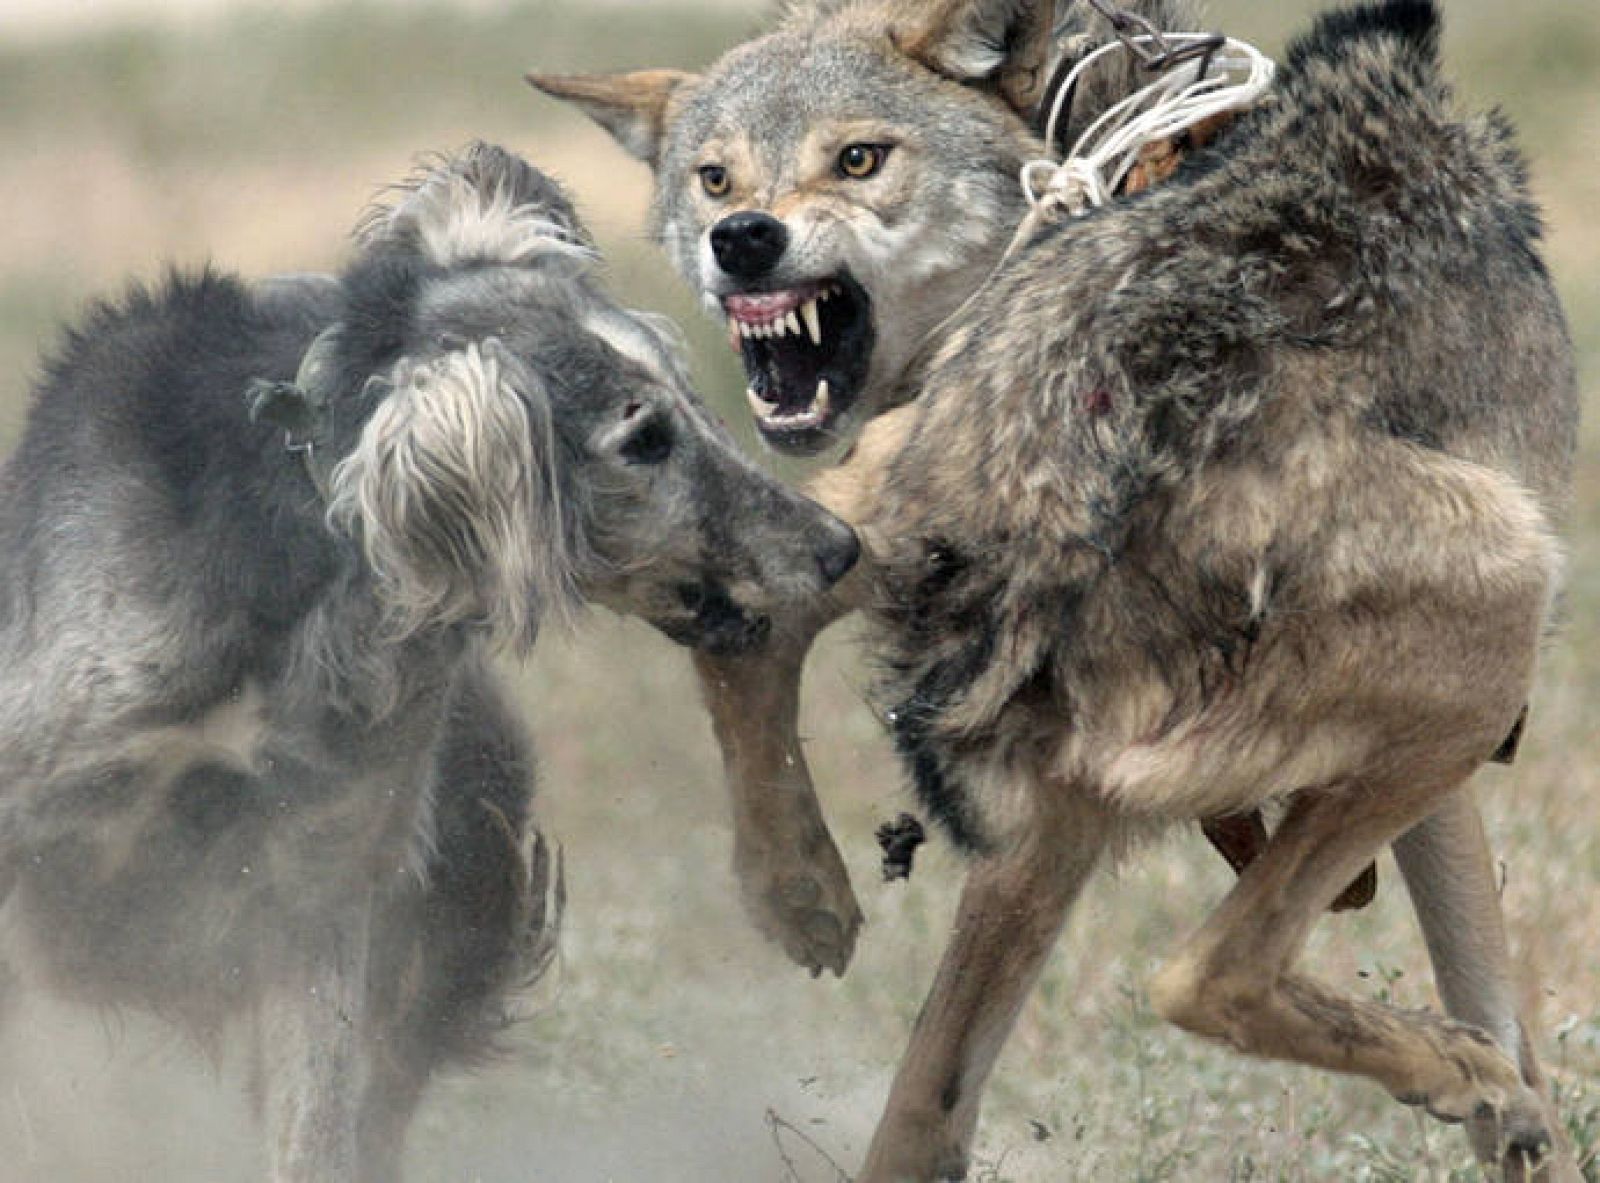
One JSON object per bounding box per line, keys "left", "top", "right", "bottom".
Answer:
{"left": 0, "top": 142, "right": 856, "bottom": 1181}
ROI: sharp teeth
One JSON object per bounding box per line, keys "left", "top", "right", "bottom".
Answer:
{"left": 815, "top": 377, "right": 831, "bottom": 417}
{"left": 746, "top": 387, "right": 778, "bottom": 417}
{"left": 800, "top": 298, "right": 823, "bottom": 346}
{"left": 784, "top": 311, "right": 801, "bottom": 338}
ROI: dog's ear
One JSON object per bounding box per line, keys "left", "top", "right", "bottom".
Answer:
{"left": 361, "top": 145, "right": 595, "bottom": 270}
{"left": 526, "top": 70, "right": 696, "bottom": 166}
{"left": 327, "top": 340, "right": 575, "bottom": 649}
{"left": 888, "top": 0, "right": 1054, "bottom": 113}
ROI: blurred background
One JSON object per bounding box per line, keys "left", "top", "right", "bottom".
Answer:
{"left": 0, "top": 1, "right": 1595, "bottom": 1179}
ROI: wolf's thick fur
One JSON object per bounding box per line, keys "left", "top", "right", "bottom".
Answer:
{"left": 0, "top": 143, "right": 857, "bottom": 1182}
{"left": 535, "top": 2, "right": 1580, "bottom": 1179}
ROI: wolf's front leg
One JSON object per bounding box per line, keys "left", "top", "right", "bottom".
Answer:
{"left": 860, "top": 794, "right": 1111, "bottom": 1182}
{"left": 695, "top": 408, "right": 910, "bottom": 975}
{"left": 694, "top": 617, "right": 862, "bottom": 977}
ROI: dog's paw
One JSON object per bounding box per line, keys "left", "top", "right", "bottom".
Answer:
{"left": 737, "top": 840, "right": 863, "bottom": 977}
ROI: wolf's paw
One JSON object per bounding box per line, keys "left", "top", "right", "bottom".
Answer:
{"left": 1400, "top": 1067, "right": 1567, "bottom": 1183}
{"left": 736, "top": 837, "right": 862, "bottom": 977}
{"left": 1465, "top": 1090, "right": 1573, "bottom": 1183}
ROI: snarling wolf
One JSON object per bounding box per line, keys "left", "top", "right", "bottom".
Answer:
{"left": 0, "top": 142, "right": 857, "bottom": 1182}
{"left": 536, "top": 0, "right": 1580, "bottom": 1178}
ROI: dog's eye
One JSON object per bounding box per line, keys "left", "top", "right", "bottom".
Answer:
{"left": 619, "top": 415, "right": 674, "bottom": 465}
{"left": 699, "top": 165, "right": 731, "bottom": 198}
{"left": 837, "top": 143, "right": 891, "bottom": 180}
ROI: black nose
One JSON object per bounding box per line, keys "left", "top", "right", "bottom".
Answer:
{"left": 817, "top": 523, "right": 861, "bottom": 588}
{"left": 710, "top": 211, "right": 789, "bottom": 280}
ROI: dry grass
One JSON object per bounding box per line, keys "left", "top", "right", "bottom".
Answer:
{"left": 0, "top": 2, "right": 1596, "bottom": 1180}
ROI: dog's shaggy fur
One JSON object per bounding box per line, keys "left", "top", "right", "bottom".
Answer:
{"left": 538, "top": 2, "right": 1579, "bottom": 1179}
{"left": 0, "top": 143, "right": 857, "bottom": 1182}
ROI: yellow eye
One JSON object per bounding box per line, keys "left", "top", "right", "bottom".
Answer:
{"left": 699, "top": 165, "right": 731, "bottom": 198}
{"left": 837, "top": 143, "right": 890, "bottom": 180}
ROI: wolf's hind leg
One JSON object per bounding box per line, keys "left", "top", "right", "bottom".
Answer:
{"left": 858, "top": 791, "right": 1111, "bottom": 1183}
{"left": 1394, "top": 792, "right": 1581, "bottom": 1182}
{"left": 1150, "top": 778, "right": 1556, "bottom": 1182}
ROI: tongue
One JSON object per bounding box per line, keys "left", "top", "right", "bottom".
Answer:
{"left": 724, "top": 282, "right": 824, "bottom": 325}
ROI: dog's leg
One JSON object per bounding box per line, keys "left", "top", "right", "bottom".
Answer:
{"left": 1150, "top": 778, "right": 1556, "bottom": 1181}
{"left": 1394, "top": 791, "right": 1581, "bottom": 1182}
{"left": 858, "top": 795, "right": 1111, "bottom": 1183}
{"left": 352, "top": 1070, "right": 422, "bottom": 1183}
{"left": 694, "top": 613, "right": 862, "bottom": 977}
{"left": 257, "top": 918, "right": 373, "bottom": 1183}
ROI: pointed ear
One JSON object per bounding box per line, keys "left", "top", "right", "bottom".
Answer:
{"left": 890, "top": 0, "right": 1054, "bottom": 113}
{"left": 526, "top": 69, "right": 697, "bottom": 166}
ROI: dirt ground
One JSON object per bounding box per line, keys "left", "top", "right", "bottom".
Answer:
{"left": 0, "top": 2, "right": 1596, "bottom": 1180}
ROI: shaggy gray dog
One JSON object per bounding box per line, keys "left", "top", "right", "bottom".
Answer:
{"left": 0, "top": 142, "right": 857, "bottom": 1182}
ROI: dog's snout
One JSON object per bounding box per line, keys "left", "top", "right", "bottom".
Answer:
{"left": 710, "top": 211, "right": 789, "bottom": 279}
{"left": 816, "top": 521, "right": 861, "bottom": 588}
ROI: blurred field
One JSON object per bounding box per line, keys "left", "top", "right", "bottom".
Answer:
{"left": 0, "top": 2, "right": 1596, "bottom": 1180}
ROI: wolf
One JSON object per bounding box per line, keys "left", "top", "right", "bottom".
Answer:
{"left": 534, "top": 2, "right": 1574, "bottom": 1178}
{"left": 0, "top": 142, "right": 857, "bottom": 1182}
{"left": 535, "top": 1, "right": 1581, "bottom": 1178}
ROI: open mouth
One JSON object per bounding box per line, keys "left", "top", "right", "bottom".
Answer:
{"left": 653, "top": 580, "right": 772, "bottom": 656}
{"left": 722, "top": 273, "right": 873, "bottom": 455}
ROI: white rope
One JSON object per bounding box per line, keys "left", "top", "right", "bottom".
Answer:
{"left": 1021, "top": 33, "right": 1277, "bottom": 221}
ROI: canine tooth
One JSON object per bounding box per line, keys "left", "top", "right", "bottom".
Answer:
{"left": 746, "top": 387, "right": 779, "bottom": 417}
{"left": 800, "top": 298, "right": 823, "bottom": 346}
{"left": 785, "top": 311, "right": 802, "bottom": 338}
{"left": 815, "top": 377, "right": 831, "bottom": 417}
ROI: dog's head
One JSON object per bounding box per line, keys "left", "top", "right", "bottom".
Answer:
{"left": 273, "top": 144, "right": 857, "bottom": 654}
{"left": 531, "top": 0, "right": 1058, "bottom": 456}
